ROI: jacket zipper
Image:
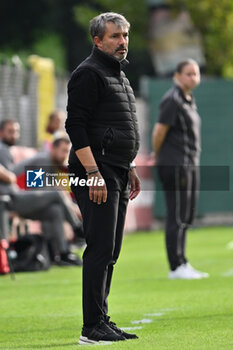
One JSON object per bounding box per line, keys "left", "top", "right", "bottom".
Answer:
{"left": 121, "top": 76, "right": 138, "bottom": 157}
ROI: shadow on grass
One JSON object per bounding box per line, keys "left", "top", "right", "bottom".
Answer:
{"left": 1, "top": 326, "right": 77, "bottom": 335}
{"left": 0, "top": 343, "right": 78, "bottom": 349}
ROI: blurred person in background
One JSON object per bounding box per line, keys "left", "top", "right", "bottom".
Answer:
{"left": 152, "top": 59, "right": 209, "bottom": 280}
{"left": 66, "top": 12, "right": 140, "bottom": 345}
{"left": 43, "top": 110, "right": 66, "bottom": 151}
{"left": 0, "top": 119, "right": 82, "bottom": 266}
{"left": 14, "top": 136, "right": 84, "bottom": 245}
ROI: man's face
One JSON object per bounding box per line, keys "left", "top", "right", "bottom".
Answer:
{"left": 94, "top": 22, "right": 129, "bottom": 61}
{"left": 48, "top": 112, "right": 63, "bottom": 133}
{"left": 0, "top": 122, "right": 20, "bottom": 146}
{"left": 51, "top": 142, "right": 70, "bottom": 165}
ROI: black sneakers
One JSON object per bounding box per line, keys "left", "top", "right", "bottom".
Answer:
{"left": 105, "top": 315, "right": 138, "bottom": 339}
{"left": 79, "top": 317, "right": 126, "bottom": 345}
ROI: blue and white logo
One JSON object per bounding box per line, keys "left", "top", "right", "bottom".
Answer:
{"left": 26, "top": 168, "right": 45, "bottom": 188}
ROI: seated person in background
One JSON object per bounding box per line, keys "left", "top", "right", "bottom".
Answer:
{"left": 0, "top": 119, "right": 82, "bottom": 266}
{"left": 14, "top": 137, "right": 84, "bottom": 243}
{"left": 43, "top": 110, "right": 66, "bottom": 151}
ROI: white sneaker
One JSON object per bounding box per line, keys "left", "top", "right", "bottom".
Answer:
{"left": 169, "top": 264, "right": 202, "bottom": 280}
{"left": 185, "top": 263, "right": 209, "bottom": 278}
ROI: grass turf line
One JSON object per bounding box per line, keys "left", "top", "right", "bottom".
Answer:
{"left": 0, "top": 227, "right": 233, "bottom": 349}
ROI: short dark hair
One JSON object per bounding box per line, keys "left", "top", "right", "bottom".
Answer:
{"left": 0, "top": 119, "right": 18, "bottom": 131}
{"left": 175, "top": 59, "right": 199, "bottom": 73}
{"left": 90, "top": 12, "right": 130, "bottom": 40}
{"left": 52, "top": 137, "right": 70, "bottom": 148}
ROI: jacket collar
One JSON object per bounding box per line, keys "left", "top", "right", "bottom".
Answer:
{"left": 91, "top": 45, "right": 129, "bottom": 75}
{"left": 174, "top": 84, "right": 194, "bottom": 104}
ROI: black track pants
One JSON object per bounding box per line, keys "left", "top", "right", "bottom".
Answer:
{"left": 158, "top": 166, "right": 199, "bottom": 271}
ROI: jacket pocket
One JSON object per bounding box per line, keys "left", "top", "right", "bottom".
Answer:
{"left": 101, "top": 127, "right": 115, "bottom": 155}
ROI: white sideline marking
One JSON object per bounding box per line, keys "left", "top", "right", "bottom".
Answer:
{"left": 157, "top": 308, "right": 176, "bottom": 312}
{"left": 121, "top": 326, "right": 142, "bottom": 330}
{"left": 131, "top": 319, "right": 152, "bottom": 324}
{"left": 222, "top": 268, "right": 233, "bottom": 277}
{"left": 144, "top": 313, "right": 164, "bottom": 317}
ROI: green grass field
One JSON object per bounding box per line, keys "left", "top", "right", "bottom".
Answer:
{"left": 1, "top": 227, "right": 233, "bottom": 350}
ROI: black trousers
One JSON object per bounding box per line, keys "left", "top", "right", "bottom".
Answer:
{"left": 158, "top": 165, "right": 199, "bottom": 271}
{"left": 71, "top": 163, "right": 129, "bottom": 327}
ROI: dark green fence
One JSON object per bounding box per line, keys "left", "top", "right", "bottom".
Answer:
{"left": 140, "top": 77, "right": 233, "bottom": 217}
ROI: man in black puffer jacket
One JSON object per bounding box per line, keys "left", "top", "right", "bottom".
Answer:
{"left": 65, "top": 12, "right": 140, "bottom": 345}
